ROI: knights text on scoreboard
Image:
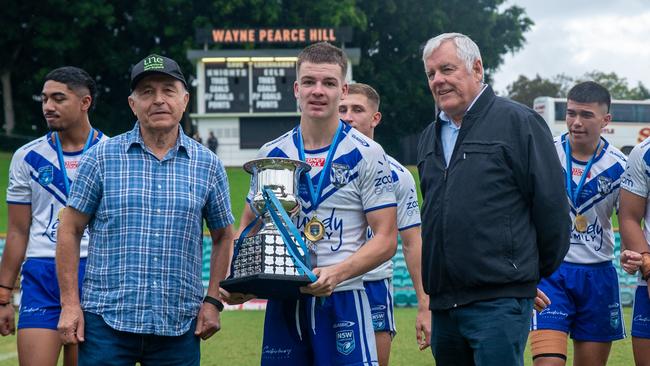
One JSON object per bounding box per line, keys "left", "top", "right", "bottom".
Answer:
{"left": 204, "top": 60, "right": 297, "bottom": 114}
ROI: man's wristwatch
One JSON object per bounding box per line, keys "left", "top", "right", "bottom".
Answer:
{"left": 203, "top": 295, "right": 224, "bottom": 312}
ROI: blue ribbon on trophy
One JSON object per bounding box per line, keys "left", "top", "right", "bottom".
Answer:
{"left": 221, "top": 157, "right": 317, "bottom": 299}
{"left": 263, "top": 188, "right": 317, "bottom": 282}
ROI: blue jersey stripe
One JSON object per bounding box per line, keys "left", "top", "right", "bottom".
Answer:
{"left": 398, "top": 222, "right": 421, "bottom": 231}
{"left": 24, "top": 150, "right": 69, "bottom": 197}
{"left": 364, "top": 203, "right": 397, "bottom": 213}
{"left": 29, "top": 173, "right": 66, "bottom": 205}
{"left": 6, "top": 200, "right": 31, "bottom": 205}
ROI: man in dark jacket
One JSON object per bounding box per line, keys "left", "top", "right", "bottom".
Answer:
{"left": 417, "top": 32, "right": 570, "bottom": 366}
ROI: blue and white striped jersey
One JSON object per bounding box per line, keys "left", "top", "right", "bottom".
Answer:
{"left": 363, "top": 155, "right": 421, "bottom": 282}
{"left": 556, "top": 134, "right": 626, "bottom": 264}
{"left": 248, "top": 122, "right": 397, "bottom": 291}
{"left": 6, "top": 131, "right": 107, "bottom": 258}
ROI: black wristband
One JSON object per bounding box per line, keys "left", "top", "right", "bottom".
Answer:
{"left": 0, "top": 284, "right": 13, "bottom": 291}
{"left": 203, "top": 295, "right": 224, "bottom": 312}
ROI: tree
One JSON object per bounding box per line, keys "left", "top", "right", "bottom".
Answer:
{"left": 350, "top": 0, "right": 533, "bottom": 155}
{"left": 2, "top": 0, "right": 533, "bottom": 159}
{"left": 506, "top": 74, "right": 562, "bottom": 107}
{"left": 506, "top": 71, "right": 650, "bottom": 105}
{"left": 577, "top": 71, "right": 650, "bottom": 100}
{"left": 0, "top": 0, "right": 363, "bottom": 138}
{"left": 0, "top": 0, "right": 115, "bottom": 135}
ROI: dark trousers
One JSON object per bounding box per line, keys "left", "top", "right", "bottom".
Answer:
{"left": 431, "top": 297, "right": 533, "bottom": 366}
{"left": 79, "top": 312, "right": 200, "bottom": 366}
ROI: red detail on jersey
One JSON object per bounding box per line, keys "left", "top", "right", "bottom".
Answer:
{"left": 572, "top": 167, "right": 591, "bottom": 179}
{"left": 306, "top": 157, "right": 325, "bottom": 167}
{"left": 65, "top": 160, "right": 80, "bottom": 169}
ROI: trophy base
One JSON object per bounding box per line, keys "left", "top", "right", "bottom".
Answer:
{"left": 220, "top": 274, "right": 311, "bottom": 300}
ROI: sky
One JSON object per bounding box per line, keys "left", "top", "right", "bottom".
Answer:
{"left": 491, "top": 0, "right": 650, "bottom": 95}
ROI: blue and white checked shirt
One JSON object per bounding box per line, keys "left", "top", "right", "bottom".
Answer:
{"left": 68, "top": 123, "right": 234, "bottom": 336}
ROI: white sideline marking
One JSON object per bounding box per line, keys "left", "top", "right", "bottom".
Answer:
{"left": 0, "top": 351, "right": 17, "bottom": 361}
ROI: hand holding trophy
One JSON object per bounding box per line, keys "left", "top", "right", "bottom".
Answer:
{"left": 220, "top": 157, "right": 317, "bottom": 299}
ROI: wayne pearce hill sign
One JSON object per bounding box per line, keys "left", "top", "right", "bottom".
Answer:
{"left": 196, "top": 27, "right": 353, "bottom": 45}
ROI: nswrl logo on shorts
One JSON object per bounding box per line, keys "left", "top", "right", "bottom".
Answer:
{"left": 372, "top": 311, "right": 385, "bottom": 329}
{"left": 609, "top": 303, "right": 621, "bottom": 329}
{"left": 336, "top": 329, "right": 355, "bottom": 355}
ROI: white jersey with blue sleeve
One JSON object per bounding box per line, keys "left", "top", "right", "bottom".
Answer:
{"left": 555, "top": 135, "right": 626, "bottom": 264}
{"left": 621, "top": 136, "right": 650, "bottom": 285}
{"left": 363, "top": 155, "right": 421, "bottom": 282}
{"left": 6, "top": 131, "right": 107, "bottom": 258}
{"left": 246, "top": 122, "right": 397, "bottom": 291}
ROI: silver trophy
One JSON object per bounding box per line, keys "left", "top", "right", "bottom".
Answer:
{"left": 221, "top": 157, "right": 314, "bottom": 299}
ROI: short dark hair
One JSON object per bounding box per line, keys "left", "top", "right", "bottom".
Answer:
{"left": 297, "top": 42, "right": 348, "bottom": 77}
{"left": 348, "top": 83, "right": 380, "bottom": 110}
{"left": 44, "top": 66, "right": 97, "bottom": 111}
{"left": 567, "top": 81, "right": 611, "bottom": 113}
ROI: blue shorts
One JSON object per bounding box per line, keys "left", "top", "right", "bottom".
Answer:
{"left": 364, "top": 279, "right": 396, "bottom": 335}
{"left": 261, "top": 290, "right": 378, "bottom": 366}
{"left": 631, "top": 286, "right": 650, "bottom": 338}
{"left": 19, "top": 257, "right": 86, "bottom": 330}
{"left": 532, "top": 261, "right": 625, "bottom": 342}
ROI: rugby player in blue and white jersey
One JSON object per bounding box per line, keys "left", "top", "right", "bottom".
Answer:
{"left": 0, "top": 67, "right": 107, "bottom": 366}
{"left": 618, "top": 109, "right": 650, "bottom": 366}
{"left": 222, "top": 42, "right": 398, "bottom": 366}
{"left": 339, "top": 83, "right": 430, "bottom": 365}
{"left": 531, "top": 82, "right": 626, "bottom": 366}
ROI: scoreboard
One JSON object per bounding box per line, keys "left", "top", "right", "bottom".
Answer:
{"left": 187, "top": 47, "right": 360, "bottom": 166}
{"left": 203, "top": 59, "right": 297, "bottom": 114}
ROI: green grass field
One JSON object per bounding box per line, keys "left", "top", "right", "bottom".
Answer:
{"left": 0, "top": 152, "right": 10, "bottom": 235}
{"left": 0, "top": 307, "right": 637, "bottom": 365}
{"left": 0, "top": 154, "right": 636, "bottom": 365}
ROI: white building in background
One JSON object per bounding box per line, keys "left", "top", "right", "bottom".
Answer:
{"left": 186, "top": 48, "right": 360, "bottom": 166}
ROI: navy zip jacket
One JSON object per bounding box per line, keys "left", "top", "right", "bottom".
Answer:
{"left": 417, "top": 85, "right": 570, "bottom": 310}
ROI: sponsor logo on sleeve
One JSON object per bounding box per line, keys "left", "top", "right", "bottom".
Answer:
{"left": 374, "top": 174, "right": 394, "bottom": 195}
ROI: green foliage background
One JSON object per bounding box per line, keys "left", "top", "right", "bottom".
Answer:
{"left": 1, "top": 0, "right": 532, "bottom": 158}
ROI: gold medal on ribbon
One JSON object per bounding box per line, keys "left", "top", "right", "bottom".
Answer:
{"left": 58, "top": 208, "right": 66, "bottom": 221}
{"left": 574, "top": 214, "right": 588, "bottom": 233}
{"left": 304, "top": 216, "right": 325, "bottom": 242}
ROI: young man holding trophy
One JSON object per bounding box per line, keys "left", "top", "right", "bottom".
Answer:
{"left": 222, "top": 42, "right": 398, "bottom": 365}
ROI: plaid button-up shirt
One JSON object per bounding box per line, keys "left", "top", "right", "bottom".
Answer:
{"left": 68, "top": 123, "right": 234, "bottom": 336}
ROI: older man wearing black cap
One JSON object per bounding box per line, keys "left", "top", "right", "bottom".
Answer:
{"left": 56, "top": 54, "right": 235, "bottom": 365}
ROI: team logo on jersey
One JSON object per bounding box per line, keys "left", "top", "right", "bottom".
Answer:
{"left": 597, "top": 176, "right": 613, "bottom": 195}
{"left": 336, "top": 330, "right": 355, "bottom": 355}
{"left": 330, "top": 163, "right": 350, "bottom": 188}
{"left": 38, "top": 165, "right": 54, "bottom": 186}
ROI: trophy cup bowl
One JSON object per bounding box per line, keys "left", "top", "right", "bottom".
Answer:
{"left": 246, "top": 158, "right": 308, "bottom": 235}
{"left": 220, "top": 157, "right": 313, "bottom": 299}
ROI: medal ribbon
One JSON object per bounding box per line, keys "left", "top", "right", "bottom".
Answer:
{"left": 264, "top": 188, "right": 317, "bottom": 282}
{"left": 564, "top": 135, "right": 601, "bottom": 212}
{"left": 297, "top": 121, "right": 344, "bottom": 211}
{"left": 54, "top": 128, "right": 95, "bottom": 197}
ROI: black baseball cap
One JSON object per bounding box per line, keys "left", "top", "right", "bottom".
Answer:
{"left": 130, "top": 54, "right": 187, "bottom": 91}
